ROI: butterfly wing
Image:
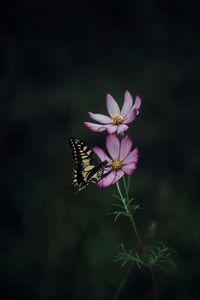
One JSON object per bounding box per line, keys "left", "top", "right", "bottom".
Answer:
{"left": 68, "top": 138, "right": 107, "bottom": 192}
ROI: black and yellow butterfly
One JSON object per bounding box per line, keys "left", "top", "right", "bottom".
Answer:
{"left": 68, "top": 138, "right": 108, "bottom": 193}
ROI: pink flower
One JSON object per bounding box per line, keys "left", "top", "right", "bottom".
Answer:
{"left": 93, "top": 134, "right": 139, "bottom": 188}
{"left": 84, "top": 90, "right": 141, "bottom": 135}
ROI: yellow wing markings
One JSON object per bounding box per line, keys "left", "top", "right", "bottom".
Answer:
{"left": 82, "top": 159, "right": 90, "bottom": 166}
{"left": 84, "top": 165, "right": 95, "bottom": 172}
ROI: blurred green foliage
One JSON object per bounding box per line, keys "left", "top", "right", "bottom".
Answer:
{"left": 0, "top": 0, "right": 200, "bottom": 299}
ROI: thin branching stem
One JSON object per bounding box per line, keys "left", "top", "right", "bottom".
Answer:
{"left": 115, "top": 177, "right": 159, "bottom": 300}
{"left": 116, "top": 181, "right": 128, "bottom": 214}
{"left": 122, "top": 177, "right": 144, "bottom": 251}
{"left": 116, "top": 181, "right": 125, "bottom": 205}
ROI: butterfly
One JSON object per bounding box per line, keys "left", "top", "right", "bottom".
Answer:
{"left": 68, "top": 138, "right": 108, "bottom": 193}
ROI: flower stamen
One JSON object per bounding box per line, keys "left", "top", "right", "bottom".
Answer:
{"left": 112, "top": 159, "right": 123, "bottom": 170}
{"left": 112, "top": 113, "right": 124, "bottom": 125}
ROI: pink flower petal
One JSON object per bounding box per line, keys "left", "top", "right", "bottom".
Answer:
{"left": 123, "top": 109, "right": 137, "bottom": 124}
{"left": 117, "top": 124, "right": 129, "bottom": 134}
{"left": 123, "top": 147, "right": 139, "bottom": 164}
{"left": 106, "top": 134, "right": 120, "bottom": 159}
{"left": 122, "top": 162, "right": 137, "bottom": 175}
{"left": 120, "top": 135, "right": 133, "bottom": 160}
{"left": 106, "top": 93, "right": 120, "bottom": 117}
{"left": 96, "top": 171, "right": 116, "bottom": 188}
{"left": 112, "top": 170, "right": 124, "bottom": 184}
{"left": 120, "top": 90, "right": 133, "bottom": 117}
{"left": 104, "top": 124, "right": 118, "bottom": 134}
{"left": 103, "top": 166, "right": 112, "bottom": 173}
{"left": 133, "top": 95, "right": 141, "bottom": 114}
{"left": 93, "top": 146, "right": 111, "bottom": 162}
{"left": 84, "top": 122, "right": 106, "bottom": 132}
{"left": 88, "top": 112, "right": 112, "bottom": 124}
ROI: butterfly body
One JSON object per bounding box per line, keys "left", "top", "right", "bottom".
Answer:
{"left": 68, "top": 138, "right": 107, "bottom": 192}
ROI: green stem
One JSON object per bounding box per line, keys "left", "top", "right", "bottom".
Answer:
{"left": 116, "top": 181, "right": 128, "bottom": 214}
{"left": 115, "top": 177, "right": 158, "bottom": 299}
{"left": 129, "top": 212, "right": 144, "bottom": 251}
{"left": 116, "top": 181, "right": 125, "bottom": 205}
{"left": 112, "top": 262, "right": 134, "bottom": 300}
{"left": 123, "top": 176, "right": 128, "bottom": 198}
{"left": 122, "top": 177, "right": 144, "bottom": 250}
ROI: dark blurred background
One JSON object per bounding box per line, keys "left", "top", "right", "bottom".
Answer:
{"left": 0, "top": 0, "right": 200, "bottom": 299}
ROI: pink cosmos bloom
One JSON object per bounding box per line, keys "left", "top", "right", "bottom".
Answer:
{"left": 93, "top": 134, "right": 139, "bottom": 188}
{"left": 84, "top": 90, "right": 141, "bottom": 135}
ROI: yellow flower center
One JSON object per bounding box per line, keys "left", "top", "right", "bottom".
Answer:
{"left": 112, "top": 113, "right": 124, "bottom": 125}
{"left": 112, "top": 159, "right": 123, "bottom": 170}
